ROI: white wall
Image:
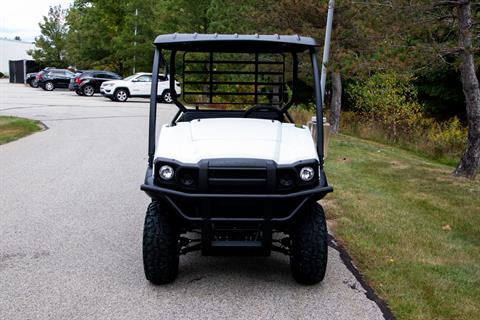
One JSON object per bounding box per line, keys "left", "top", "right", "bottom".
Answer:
{"left": 0, "top": 38, "right": 35, "bottom": 74}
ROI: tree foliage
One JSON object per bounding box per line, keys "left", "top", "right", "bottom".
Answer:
{"left": 65, "top": 0, "right": 158, "bottom": 74}
{"left": 29, "top": 6, "right": 69, "bottom": 68}
{"left": 348, "top": 72, "right": 422, "bottom": 139}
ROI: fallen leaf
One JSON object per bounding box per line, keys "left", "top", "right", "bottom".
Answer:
{"left": 442, "top": 224, "right": 452, "bottom": 231}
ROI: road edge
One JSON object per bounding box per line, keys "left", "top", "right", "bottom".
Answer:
{"left": 328, "top": 235, "right": 396, "bottom": 320}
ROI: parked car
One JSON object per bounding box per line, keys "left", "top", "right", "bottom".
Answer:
{"left": 26, "top": 72, "right": 39, "bottom": 87}
{"left": 38, "top": 69, "right": 76, "bottom": 91}
{"left": 100, "top": 72, "right": 179, "bottom": 102}
{"left": 69, "top": 70, "right": 122, "bottom": 96}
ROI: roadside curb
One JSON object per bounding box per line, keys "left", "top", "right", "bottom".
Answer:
{"left": 37, "top": 120, "right": 49, "bottom": 131}
{"left": 328, "top": 235, "right": 396, "bottom": 320}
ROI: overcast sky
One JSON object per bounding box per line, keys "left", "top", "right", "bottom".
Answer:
{"left": 0, "top": 0, "right": 73, "bottom": 42}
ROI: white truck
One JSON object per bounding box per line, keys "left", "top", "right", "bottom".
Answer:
{"left": 100, "top": 72, "right": 180, "bottom": 102}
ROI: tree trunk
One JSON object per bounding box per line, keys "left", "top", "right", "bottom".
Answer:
{"left": 329, "top": 71, "right": 342, "bottom": 134}
{"left": 453, "top": 0, "right": 480, "bottom": 179}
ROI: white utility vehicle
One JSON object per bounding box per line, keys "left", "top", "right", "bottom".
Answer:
{"left": 141, "top": 34, "right": 333, "bottom": 285}
{"left": 100, "top": 72, "right": 180, "bottom": 102}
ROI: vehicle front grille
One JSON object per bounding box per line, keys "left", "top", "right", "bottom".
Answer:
{"left": 205, "top": 159, "right": 273, "bottom": 193}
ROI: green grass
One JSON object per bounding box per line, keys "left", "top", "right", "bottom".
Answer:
{"left": 324, "top": 134, "right": 480, "bottom": 320}
{"left": 0, "top": 116, "right": 42, "bottom": 144}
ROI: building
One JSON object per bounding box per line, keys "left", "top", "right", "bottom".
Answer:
{"left": 0, "top": 38, "right": 35, "bottom": 75}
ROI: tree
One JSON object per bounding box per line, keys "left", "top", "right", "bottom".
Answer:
{"left": 330, "top": 71, "right": 342, "bottom": 133}
{"left": 207, "top": 0, "right": 260, "bottom": 33}
{"left": 29, "top": 6, "right": 69, "bottom": 67}
{"left": 119, "top": 0, "right": 160, "bottom": 74}
{"left": 154, "top": 0, "right": 212, "bottom": 33}
{"left": 66, "top": 1, "right": 130, "bottom": 74}
{"left": 452, "top": 0, "right": 480, "bottom": 178}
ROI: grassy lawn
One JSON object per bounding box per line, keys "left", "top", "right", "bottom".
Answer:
{"left": 0, "top": 116, "right": 42, "bottom": 145}
{"left": 324, "top": 134, "right": 480, "bottom": 320}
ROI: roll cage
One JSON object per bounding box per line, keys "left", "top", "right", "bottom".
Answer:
{"left": 148, "top": 33, "right": 325, "bottom": 168}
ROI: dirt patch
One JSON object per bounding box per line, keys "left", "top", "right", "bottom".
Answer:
{"left": 335, "top": 156, "right": 352, "bottom": 163}
{"left": 389, "top": 160, "right": 409, "bottom": 170}
{"left": 326, "top": 219, "right": 338, "bottom": 233}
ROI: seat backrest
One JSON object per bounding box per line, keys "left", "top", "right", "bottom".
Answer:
{"left": 178, "top": 110, "right": 283, "bottom": 122}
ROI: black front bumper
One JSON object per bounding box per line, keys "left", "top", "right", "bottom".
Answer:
{"left": 141, "top": 171, "right": 332, "bottom": 224}
{"left": 140, "top": 184, "right": 333, "bottom": 223}
{"left": 141, "top": 162, "right": 332, "bottom": 255}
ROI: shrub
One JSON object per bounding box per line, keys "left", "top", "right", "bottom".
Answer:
{"left": 288, "top": 73, "right": 468, "bottom": 164}
{"left": 290, "top": 105, "right": 315, "bottom": 125}
{"left": 340, "top": 111, "right": 466, "bottom": 164}
{"left": 425, "top": 117, "right": 467, "bottom": 158}
{"left": 347, "top": 72, "right": 422, "bottom": 141}
{"left": 0, "top": 72, "right": 4, "bottom": 78}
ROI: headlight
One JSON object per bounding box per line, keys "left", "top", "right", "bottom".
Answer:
{"left": 103, "top": 83, "right": 113, "bottom": 87}
{"left": 159, "top": 165, "right": 174, "bottom": 180}
{"left": 299, "top": 167, "right": 314, "bottom": 182}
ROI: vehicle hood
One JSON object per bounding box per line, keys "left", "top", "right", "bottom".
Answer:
{"left": 154, "top": 118, "right": 318, "bottom": 165}
{"left": 101, "top": 79, "right": 127, "bottom": 86}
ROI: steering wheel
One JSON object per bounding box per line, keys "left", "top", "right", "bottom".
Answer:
{"left": 243, "top": 105, "right": 284, "bottom": 119}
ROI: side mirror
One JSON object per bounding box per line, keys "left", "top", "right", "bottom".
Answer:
{"left": 132, "top": 79, "right": 139, "bottom": 82}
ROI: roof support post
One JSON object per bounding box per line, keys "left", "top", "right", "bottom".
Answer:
{"left": 169, "top": 50, "right": 187, "bottom": 113}
{"left": 148, "top": 48, "right": 161, "bottom": 168}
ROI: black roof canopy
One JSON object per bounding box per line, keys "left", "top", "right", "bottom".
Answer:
{"left": 154, "top": 33, "right": 317, "bottom": 53}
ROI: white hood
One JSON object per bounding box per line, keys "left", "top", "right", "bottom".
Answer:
{"left": 102, "top": 79, "right": 127, "bottom": 86}
{"left": 155, "top": 118, "right": 318, "bottom": 165}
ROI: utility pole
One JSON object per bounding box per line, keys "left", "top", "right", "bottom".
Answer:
{"left": 133, "top": 8, "right": 138, "bottom": 74}
{"left": 320, "top": 0, "right": 334, "bottom": 104}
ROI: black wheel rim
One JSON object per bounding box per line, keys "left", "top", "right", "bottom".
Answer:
{"left": 84, "top": 86, "right": 94, "bottom": 96}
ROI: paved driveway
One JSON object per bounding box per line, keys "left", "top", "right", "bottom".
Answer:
{"left": 0, "top": 80, "right": 386, "bottom": 320}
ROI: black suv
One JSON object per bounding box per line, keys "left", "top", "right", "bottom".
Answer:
{"left": 69, "top": 70, "right": 122, "bottom": 96}
{"left": 38, "top": 69, "right": 75, "bottom": 91}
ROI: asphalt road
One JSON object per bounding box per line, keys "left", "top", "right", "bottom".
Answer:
{"left": 0, "top": 80, "right": 386, "bottom": 320}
